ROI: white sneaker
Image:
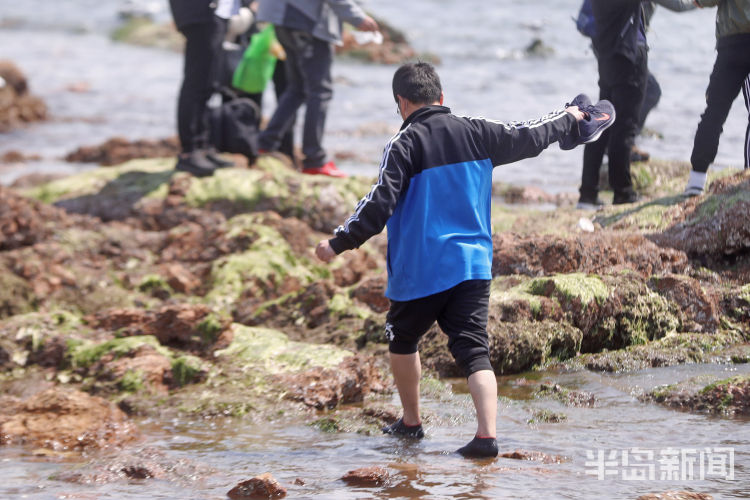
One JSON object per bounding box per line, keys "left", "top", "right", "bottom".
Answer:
{"left": 683, "top": 170, "right": 707, "bottom": 197}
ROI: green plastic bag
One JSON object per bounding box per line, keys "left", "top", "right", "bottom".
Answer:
{"left": 232, "top": 25, "right": 277, "bottom": 94}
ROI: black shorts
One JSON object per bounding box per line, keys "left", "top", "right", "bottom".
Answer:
{"left": 385, "top": 279, "right": 492, "bottom": 376}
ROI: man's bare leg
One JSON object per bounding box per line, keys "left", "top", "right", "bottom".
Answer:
{"left": 389, "top": 352, "right": 421, "bottom": 425}
{"left": 468, "top": 369, "right": 497, "bottom": 437}
{"left": 457, "top": 369, "right": 499, "bottom": 458}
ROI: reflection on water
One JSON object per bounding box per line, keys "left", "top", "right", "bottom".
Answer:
{"left": 2, "top": 363, "right": 748, "bottom": 498}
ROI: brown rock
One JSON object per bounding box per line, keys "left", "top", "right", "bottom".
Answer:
{"left": 351, "top": 275, "right": 389, "bottom": 313}
{"left": 64, "top": 136, "right": 180, "bottom": 166}
{"left": 332, "top": 249, "right": 381, "bottom": 287}
{"left": 341, "top": 466, "right": 389, "bottom": 487}
{"left": 0, "top": 60, "right": 47, "bottom": 132}
{"left": 9, "top": 172, "right": 66, "bottom": 188}
{"left": 164, "top": 262, "right": 201, "bottom": 293}
{"left": 501, "top": 185, "right": 556, "bottom": 205}
{"left": 493, "top": 231, "right": 688, "bottom": 277}
{"left": 0, "top": 150, "right": 41, "bottom": 163}
{"left": 636, "top": 492, "right": 713, "bottom": 500}
{"left": 278, "top": 354, "right": 385, "bottom": 409}
{"left": 27, "top": 335, "right": 67, "bottom": 368}
{"left": 652, "top": 171, "right": 750, "bottom": 268}
{"left": 0, "top": 60, "right": 28, "bottom": 94}
{"left": 0, "top": 185, "right": 72, "bottom": 250}
{"left": 101, "top": 344, "right": 173, "bottom": 393}
{"left": 88, "top": 304, "right": 229, "bottom": 352}
{"left": 0, "top": 388, "right": 138, "bottom": 451}
{"left": 650, "top": 275, "right": 719, "bottom": 332}
{"left": 227, "top": 473, "right": 287, "bottom": 499}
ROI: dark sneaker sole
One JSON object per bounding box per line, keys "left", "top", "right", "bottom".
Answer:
{"left": 176, "top": 163, "right": 215, "bottom": 178}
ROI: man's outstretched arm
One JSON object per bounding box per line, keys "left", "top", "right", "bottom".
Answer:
{"left": 315, "top": 138, "right": 411, "bottom": 262}
{"left": 471, "top": 106, "right": 584, "bottom": 167}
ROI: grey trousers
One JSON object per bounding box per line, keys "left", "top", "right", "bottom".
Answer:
{"left": 258, "top": 26, "right": 333, "bottom": 168}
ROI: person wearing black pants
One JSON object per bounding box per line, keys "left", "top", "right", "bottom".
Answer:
{"left": 246, "top": 43, "right": 298, "bottom": 166}
{"left": 578, "top": 0, "right": 695, "bottom": 210}
{"left": 684, "top": 1, "right": 750, "bottom": 196}
{"left": 580, "top": 45, "right": 649, "bottom": 207}
{"left": 688, "top": 39, "right": 750, "bottom": 191}
{"left": 744, "top": 74, "right": 750, "bottom": 168}
{"left": 170, "top": 0, "right": 232, "bottom": 177}
{"left": 255, "top": 0, "right": 378, "bottom": 177}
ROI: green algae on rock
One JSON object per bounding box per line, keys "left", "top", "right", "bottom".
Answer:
{"left": 643, "top": 374, "right": 750, "bottom": 416}
{"left": 214, "top": 325, "right": 352, "bottom": 375}
{"left": 69, "top": 335, "right": 170, "bottom": 369}
{"left": 570, "top": 330, "right": 748, "bottom": 373}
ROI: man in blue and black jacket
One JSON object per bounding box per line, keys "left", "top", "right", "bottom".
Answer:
{"left": 315, "top": 62, "right": 611, "bottom": 458}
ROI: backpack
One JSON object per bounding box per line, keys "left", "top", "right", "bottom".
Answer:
{"left": 208, "top": 89, "right": 260, "bottom": 161}
{"left": 576, "top": 0, "right": 597, "bottom": 38}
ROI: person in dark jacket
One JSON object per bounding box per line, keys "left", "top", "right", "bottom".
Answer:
{"left": 577, "top": 0, "right": 695, "bottom": 210}
{"left": 255, "top": 0, "right": 379, "bottom": 177}
{"left": 745, "top": 74, "right": 750, "bottom": 169}
{"left": 684, "top": 0, "right": 750, "bottom": 196}
{"left": 169, "top": 0, "right": 237, "bottom": 177}
{"left": 314, "top": 62, "right": 612, "bottom": 458}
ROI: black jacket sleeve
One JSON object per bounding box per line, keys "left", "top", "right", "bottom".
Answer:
{"left": 469, "top": 110, "right": 577, "bottom": 167}
{"left": 328, "top": 135, "right": 412, "bottom": 254}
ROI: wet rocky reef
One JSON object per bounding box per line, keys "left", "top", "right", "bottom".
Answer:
{"left": 0, "top": 151, "right": 748, "bottom": 492}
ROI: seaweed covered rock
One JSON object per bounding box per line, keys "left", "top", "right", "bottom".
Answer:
{"left": 643, "top": 374, "right": 750, "bottom": 416}
{"left": 25, "top": 157, "right": 372, "bottom": 234}
{"left": 276, "top": 354, "right": 386, "bottom": 409}
{"left": 650, "top": 274, "right": 720, "bottom": 332}
{"left": 653, "top": 170, "right": 750, "bottom": 260}
{"left": 0, "top": 185, "right": 73, "bottom": 251}
{"left": 419, "top": 319, "right": 583, "bottom": 377}
{"left": 87, "top": 304, "right": 231, "bottom": 353}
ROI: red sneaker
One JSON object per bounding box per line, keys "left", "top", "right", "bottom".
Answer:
{"left": 302, "top": 161, "right": 348, "bottom": 178}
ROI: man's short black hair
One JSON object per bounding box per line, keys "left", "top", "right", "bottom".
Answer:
{"left": 392, "top": 62, "right": 442, "bottom": 105}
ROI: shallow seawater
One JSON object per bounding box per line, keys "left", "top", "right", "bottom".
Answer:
{"left": 1, "top": 0, "right": 749, "bottom": 191}
{"left": 2, "top": 362, "right": 748, "bottom": 499}
{"left": 1, "top": 1, "right": 749, "bottom": 498}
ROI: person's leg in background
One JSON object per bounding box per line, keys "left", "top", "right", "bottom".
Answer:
{"left": 601, "top": 50, "right": 647, "bottom": 204}
{"left": 204, "top": 15, "right": 234, "bottom": 167}
{"left": 631, "top": 71, "right": 661, "bottom": 162}
{"left": 176, "top": 20, "right": 217, "bottom": 175}
{"left": 247, "top": 62, "right": 297, "bottom": 167}
{"left": 743, "top": 74, "right": 750, "bottom": 169}
{"left": 257, "top": 27, "right": 306, "bottom": 157}
{"left": 176, "top": 15, "right": 229, "bottom": 175}
{"left": 272, "top": 63, "right": 297, "bottom": 165}
{"left": 578, "top": 78, "right": 611, "bottom": 209}
{"left": 296, "top": 36, "right": 335, "bottom": 173}
{"left": 686, "top": 44, "right": 750, "bottom": 196}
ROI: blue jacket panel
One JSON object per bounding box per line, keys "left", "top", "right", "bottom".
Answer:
{"left": 385, "top": 159, "right": 494, "bottom": 300}
{"left": 329, "top": 105, "right": 576, "bottom": 301}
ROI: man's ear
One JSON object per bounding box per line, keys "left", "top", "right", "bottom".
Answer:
{"left": 439, "top": 92, "right": 444, "bottom": 105}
